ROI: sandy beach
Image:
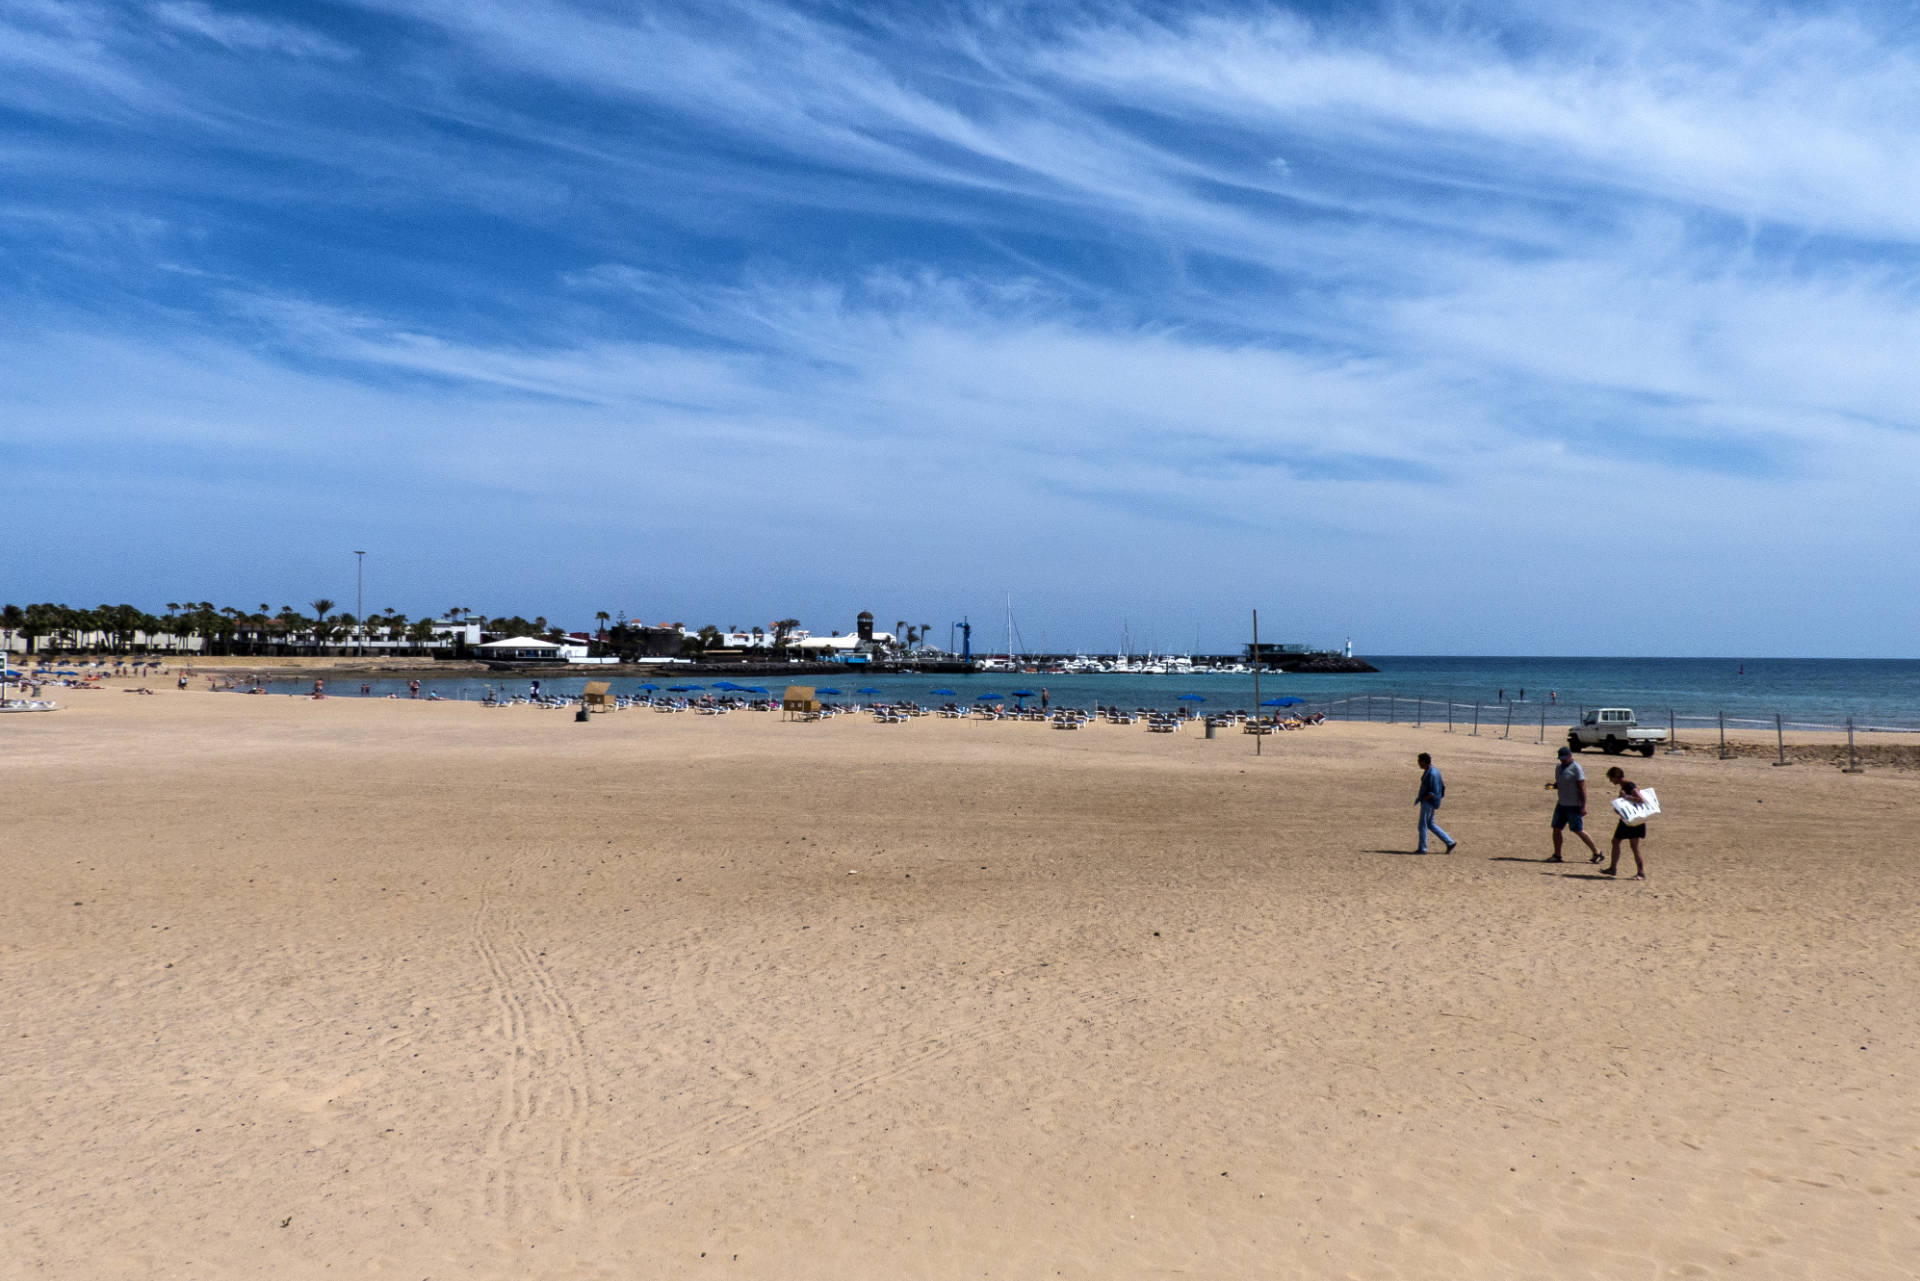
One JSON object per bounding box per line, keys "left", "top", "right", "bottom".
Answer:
{"left": 5, "top": 685, "right": 1916, "bottom": 1279}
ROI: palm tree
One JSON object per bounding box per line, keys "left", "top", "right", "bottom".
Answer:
{"left": 595, "top": 610, "right": 611, "bottom": 638}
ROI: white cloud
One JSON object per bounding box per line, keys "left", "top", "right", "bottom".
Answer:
{"left": 152, "top": 2, "right": 356, "bottom": 61}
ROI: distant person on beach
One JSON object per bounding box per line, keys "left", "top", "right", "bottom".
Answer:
{"left": 1040, "top": 688, "right": 1049, "bottom": 711}
{"left": 409, "top": 679, "right": 421, "bottom": 699}
{"left": 1602, "top": 766, "right": 1648, "bottom": 879}
{"left": 529, "top": 679, "right": 541, "bottom": 700}
{"left": 1414, "top": 752, "right": 1456, "bottom": 854}
{"left": 312, "top": 679, "right": 326, "bottom": 699}
{"left": 1498, "top": 689, "right": 1505, "bottom": 702}
{"left": 177, "top": 673, "right": 188, "bottom": 690}
{"left": 1545, "top": 746, "right": 1601, "bottom": 863}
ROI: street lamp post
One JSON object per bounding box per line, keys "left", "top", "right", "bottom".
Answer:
{"left": 354, "top": 550, "right": 366, "bottom": 657}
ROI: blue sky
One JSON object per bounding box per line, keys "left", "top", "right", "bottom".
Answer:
{"left": 4, "top": 0, "right": 1918, "bottom": 655}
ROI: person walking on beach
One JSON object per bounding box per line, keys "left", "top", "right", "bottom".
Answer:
{"left": 1545, "top": 746, "right": 1602, "bottom": 863}
{"left": 1040, "top": 687, "right": 1049, "bottom": 711}
{"left": 1602, "top": 766, "right": 1649, "bottom": 879}
{"left": 1414, "top": 752, "right": 1456, "bottom": 854}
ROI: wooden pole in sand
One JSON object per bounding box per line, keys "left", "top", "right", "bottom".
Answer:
{"left": 1251, "top": 609, "right": 1261, "bottom": 758}
{"left": 1719, "top": 710, "right": 1731, "bottom": 759}
{"left": 1538, "top": 703, "right": 1546, "bottom": 743}
{"left": 1415, "top": 695, "right": 1422, "bottom": 727}
{"left": 1844, "top": 718, "right": 1863, "bottom": 773}
{"left": 1503, "top": 702, "right": 1513, "bottom": 739}
{"left": 1471, "top": 702, "right": 1479, "bottom": 736}
{"left": 1773, "top": 713, "right": 1790, "bottom": 766}
{"left": 1446, "top": 695, "right": 1453, "bottom": 733}
{"left": 1666, "top": 708, "right": 1681, "bottom": 754}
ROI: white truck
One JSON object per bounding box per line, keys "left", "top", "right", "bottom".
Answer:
{"left": 1567, "top": 708, "right": 1668, "bottom": 756}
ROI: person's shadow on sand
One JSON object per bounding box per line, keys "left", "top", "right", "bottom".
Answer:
{"left": 1488, "top": 855, "right": 1562, "bottom": 863}
{"left": 1365, "top": 848, "right": 1446, "bottom": 857}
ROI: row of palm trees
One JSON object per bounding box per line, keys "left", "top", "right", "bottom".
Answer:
{"left": 3, "top": 601, "right": 946, "bottom": 659}
{"left": 0, "top": 601, "right": 521, "bottom": 657}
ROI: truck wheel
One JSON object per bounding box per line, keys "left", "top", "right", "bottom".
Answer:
{"left": 1640, "top": 743, "right": 1655, "bottom": 757}
{"left": 1566, "top": 736, "right": 1582, "bottom": 753}
{"left": 1603, "top": 737, "right": 1623, "bottom": 754}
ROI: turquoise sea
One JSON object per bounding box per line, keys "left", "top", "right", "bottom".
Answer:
{"left": 274, "top": 656, "right": 1920, "bottom": 732}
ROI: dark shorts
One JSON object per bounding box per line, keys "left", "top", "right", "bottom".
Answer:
{"left": 1614, "top": 821, "right": 1647, "bottom": 840}
{"left": 1551, "top": 804, "right": 1584, "bottom": 831}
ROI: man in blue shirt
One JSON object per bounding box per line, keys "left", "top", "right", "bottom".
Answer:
{"left": 1415, "top": 752, "right": 1456, "bottom": 854}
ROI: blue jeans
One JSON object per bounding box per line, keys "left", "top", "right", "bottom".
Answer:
{"left": 1417, "top": 802, "right": 1453, "bottom": 852}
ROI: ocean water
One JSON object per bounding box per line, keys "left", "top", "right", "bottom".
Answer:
{"left": 272, "top": 656, "right": 1920, "bottom": 732}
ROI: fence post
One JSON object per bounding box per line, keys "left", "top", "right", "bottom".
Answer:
{"left": 1503, "top": 702, "right": 1513, "bottom": 739}
{"left": 1537, "top": 703, "right": 1546, "bottom": 744}
{"left": 1471, "top": 702, "right": 1480, "bottom": 736}
{"left": 1718, "top": 710, "right": 1731, "bottom": 759}
{"left": 1415, "top": 696, "right": 1422, "bottom": 727}
{"left": 1773, "top": 713, "right": 1790, "bottom": 766}
{"left": 1666, "top": 708, "right": 1682, "bottom": 754}
{"left": 1844, "top": 718, "right": 1863, "bottom": 773}
{"left": 1447, "top": 698, "right": 1453, "bottom": 733}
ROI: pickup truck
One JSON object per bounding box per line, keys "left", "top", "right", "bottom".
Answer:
{"left": 1567, "top": 708, "right": 1668, "bottom": 756}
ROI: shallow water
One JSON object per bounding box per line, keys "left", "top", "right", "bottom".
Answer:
{"left": 269, "top": 655, "right": 1920, "bottom": 731}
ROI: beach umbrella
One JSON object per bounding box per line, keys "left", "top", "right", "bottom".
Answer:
{"left": 637, "top": 682, "right": 659, "bottom": 691}
{"left": 1179, "top": 694, "right": 1206, "bottom": 702}
{"left": 817, "top": 687, "right": 842, "bottom": 695}
{"left": 858, "top": 687, "right": 882, "bottom": 695}
{"left": 930, "top": 688, "right": 956, "bottom": 697}
{"left": 1262, "top": 696, "right": 1304, "bottom": 707}
{"left": 744, "top": 686, "right": 768, "bottom": 694}
{"left": 974, "top": 692, "right": 1000, "bottom": 700}
{"left": 1011, "top": 689, "right": 1036, "bottom": 698}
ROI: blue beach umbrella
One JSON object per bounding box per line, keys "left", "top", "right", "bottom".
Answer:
{"left": 930, "top": 688, "right": 956, "bottom": 697}
{"left": 638, "top": 682, "right": 659, "bottom": 691}
{"left": 858, "top": 687, "right": 882, "bottom": 695}
{"left": 745, "top": 686, "right": 768, "bottom": 694}
{"left": 817, "top": 687, "right": 842, "bottom": 695}
{"left": 974, "top": 692, "right": 1001, "bottom": 700}
{"left": 1262, "top": 696, "right": 1304, "bottom": 707}
{"left": 1011, "top": 689, "right": 1036, "bottom": 698}
{"left": 666, "top": 685, "right": 690, "bottom": 692}
{"left": 1179, "top": 694, "right": 1206, "bottom": 702}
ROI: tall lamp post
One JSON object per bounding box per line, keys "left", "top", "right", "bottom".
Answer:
{"left": 354, "top": 550, "right": 366, "bottom": 657}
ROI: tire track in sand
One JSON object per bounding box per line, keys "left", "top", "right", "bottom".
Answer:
{"left": 472, "top": 849, "right": 594, "bottom": 1221}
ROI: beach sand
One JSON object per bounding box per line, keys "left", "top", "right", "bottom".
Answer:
{"left": 5, "top": 687, "right": 1916, "bottom": 1278}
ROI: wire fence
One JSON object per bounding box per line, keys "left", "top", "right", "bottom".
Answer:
{"left": 1306, "top": 692, "right": 1917, "bottom": 749}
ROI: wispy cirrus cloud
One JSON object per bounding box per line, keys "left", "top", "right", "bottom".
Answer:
{"left": 5, "top": 1, "right": 1920, "bottom": 652}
